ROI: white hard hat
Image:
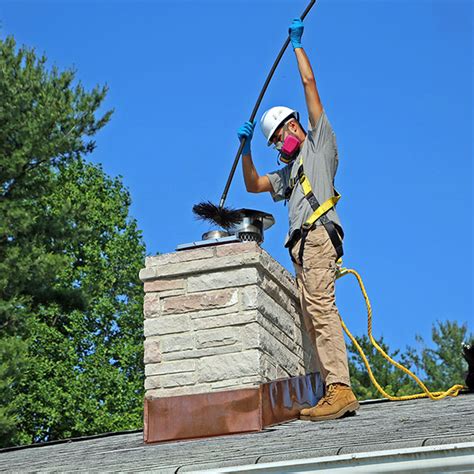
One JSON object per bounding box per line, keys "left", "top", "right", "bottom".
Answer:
{"left": 260, "top": 106, "right": 299, "bottom": 146}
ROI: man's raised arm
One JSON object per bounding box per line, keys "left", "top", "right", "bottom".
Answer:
{"left": 237, "top": 121, "right": 273, "bottom": 194}
{"left": 289, "top": 19, "right": 323, "bottom": 128}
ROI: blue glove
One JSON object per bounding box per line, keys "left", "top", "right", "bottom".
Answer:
{"left": 237, "top": 120, "right": 256, "bottom": 155}
{"left": 289, "top": 18, "right": 304, "bottom": 49}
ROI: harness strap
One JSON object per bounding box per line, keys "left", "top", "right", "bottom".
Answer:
{"left": 304, "top": 194, "right": 341, "bottom": 230}
{"left": 288, "top": 156, "right": 344, "bottom": 263}
{"left": 298, "top": 229, "right": 309, "bottom": 265}
{"left": 322, "top": 219, "right": 344, "bottom": 261}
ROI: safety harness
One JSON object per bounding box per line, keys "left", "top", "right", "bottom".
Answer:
{"left": 286, "top": 155, "right": 344, "bottom": 265}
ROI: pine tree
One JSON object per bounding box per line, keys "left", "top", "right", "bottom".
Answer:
{"left": 0, "top": 36, "right": 145, "bottom": 447}
{"left": 404, "top": 320, "right": 472, "bottom": 391}
{"left": 347, "top": 334, "right": 419, "bottom": 400}
{"left": 347, "top": 321, "right": 472, "bottom": 400}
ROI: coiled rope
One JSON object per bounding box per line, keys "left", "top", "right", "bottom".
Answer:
{"left": 336, "top": 264, "right": 466, "bottom": 400}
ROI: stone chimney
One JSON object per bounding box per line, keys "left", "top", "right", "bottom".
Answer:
{"left": 139, "top": 241, "right": 323, "bottom": 443}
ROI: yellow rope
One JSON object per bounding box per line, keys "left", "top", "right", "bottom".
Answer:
{"left": 336, "top": 265, "right": 466, "bottom": 400}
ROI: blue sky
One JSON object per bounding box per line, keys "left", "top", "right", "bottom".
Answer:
{"left": 1, "top": 0, "right": 472, "bottom": 352}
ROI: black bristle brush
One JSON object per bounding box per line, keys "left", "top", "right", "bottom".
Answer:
{"left": 192, "top": 201, "right": 242, "bottom": 230}
{"left": 192, "top": 0, "right": 316, "bottom": 229}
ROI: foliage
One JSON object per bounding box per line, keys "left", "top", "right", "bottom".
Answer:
{"left": 404, "top": 320, "right": 472, "bottom": 392}
{"left": 347, "top": 334, "right": 419, "bottom": 400}
{"left": 0, "top": 35, "right": 112, "bottom": 335}
{"left": 0, "top": 336, "right": 27, "bottom": 446}
{"left": 0, "top": 36, "right": 145, "bottom": 447}
{"left": 348, "top": 320, "right": 472, "bottom": 400}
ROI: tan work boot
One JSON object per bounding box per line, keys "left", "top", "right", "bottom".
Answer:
{"left": 300, "top": 383, "right": 359, "bottom": 421}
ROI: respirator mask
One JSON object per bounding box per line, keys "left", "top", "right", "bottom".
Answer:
{"left": 272, "top": 120, "right": 301, "bottom": 164}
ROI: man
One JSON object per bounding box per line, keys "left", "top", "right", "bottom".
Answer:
{"left": 237, "top": 19, "right": 359, "bottom": 421}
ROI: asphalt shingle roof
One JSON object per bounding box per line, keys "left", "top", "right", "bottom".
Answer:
{"left": 1, "top": 392, "right": 473, "bottom": 473}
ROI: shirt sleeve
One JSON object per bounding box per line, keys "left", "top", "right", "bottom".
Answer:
{"left": 307, "top": 109, "right": 336, "bottom": 151}
{"left": 306, "top": 110, "right": 339, "bottom": 177}
{"left": 265, "top": 166, "right": 291, "bottom": 202}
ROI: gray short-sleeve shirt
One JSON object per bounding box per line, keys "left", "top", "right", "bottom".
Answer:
{"left": 266, "top": 110, "right": 342, "bottom": 247}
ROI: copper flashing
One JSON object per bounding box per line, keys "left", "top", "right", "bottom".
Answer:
{"left": 144, "top": 372, "right": 323, "bottom": 444}
{"left": 144, "top": 388, "right": 262, "bottom": 443}
{"left": 261, "top": 372, "right": 323, "bottom": 427}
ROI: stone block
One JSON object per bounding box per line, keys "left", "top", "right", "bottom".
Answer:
{"left": 144, "top": 279, "right": 185, "bottom": 293}
{"left": 192, "top": 310, "right": 257, "bottom": 331}
{"left": 187, "top": 305, "right": 241, "bottom": 323}
{"left": 161, "top": 343, "right": 244, "bottom": 362}
{"left": 187, "top": 268, "right": 260, "bottom": 293}
{"left": 215, "top": 242, "right": 261, "bottom": 257}
{"left": 146, "top": 383, "right": 213, "bottom": 399}
{"left": 144, "top": 314, "right": 191, "bottom": 337}
{"left": 144, "top": 338, "right": 161, "bottom": 364}
{"left": 143, "top": 292, "right": 160, "bottom": 318}
{"left": 162, "top": 289, "right": 238, "bottom": 314}
{"left": 240, "top": 285, "right": 258, "bottom": 309}
{"left": 160, "top": 372, "right": 196, "bottom": 388}
{"left": 144, "top": 376, "right": 161, "bottom": 390}
{"left": 145, "top": 359, "right": 195, "bottom": 376}
{"left": 161, "top": 333, "right": 195, "bottom": 353}
{"left": 196, "top": 327, "right": 241, "bottom": 349}
{"left": 145, "top": 247, "right": 215, "bottom": 267}
{"left": 197, "top": 350, "right": 261, "bottom": 383}
{"left": 139, "top": 266, "right": 156, "bottom": 281}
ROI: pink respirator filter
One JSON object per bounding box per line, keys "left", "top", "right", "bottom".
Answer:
{"left": 281, "top": 135, "right": 300, "bottom": 160}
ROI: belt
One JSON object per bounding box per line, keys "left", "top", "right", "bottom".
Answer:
{"left": 288, "top": 221, "right": 344, "bottom": 266}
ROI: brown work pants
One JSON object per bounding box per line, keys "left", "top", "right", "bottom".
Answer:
{"left": 291, "top": 225, "right": 351, "bottom": 387}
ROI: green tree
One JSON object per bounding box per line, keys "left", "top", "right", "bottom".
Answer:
{"left": 1, "top": 35, "right": 111, "bottom": 334}
{"left": 347, "top": 334, "right": 418, "bottom": 400}
{"left": 0, "top": 37, "right": 145, "bottom": 447}
{"left": 404, "top": 320, "right": 472, "bottom": 392}
{"left": 0, "top": 336, "right": 27, "bottom": 446}
{"left": 348, "top": 320, "right": 471, "bottom": 400}
{"left": 12, "top": 159, "right": 146, "bottom": 445}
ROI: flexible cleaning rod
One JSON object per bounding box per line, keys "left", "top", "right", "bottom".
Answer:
{"left": 218, "top": 0, "right": 317, "bottom": 209}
